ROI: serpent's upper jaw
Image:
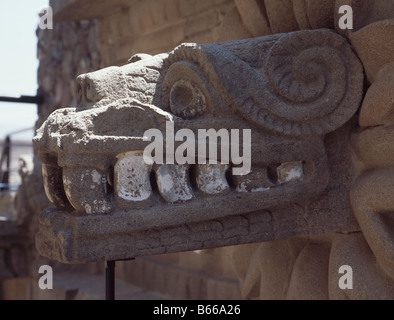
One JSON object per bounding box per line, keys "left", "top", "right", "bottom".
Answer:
{"left": 34, "top": 97, "right": 328, "bottom": 218}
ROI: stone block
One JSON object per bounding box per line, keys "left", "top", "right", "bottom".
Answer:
{"left": 1, "top": 278, "right": 31, "bottom": 300}
{"left": 264, "top": 0, "right": 299, "bottom": 33}
{"left": 350, "top": 19, "right": 394, "bottom": 83}
{"left": 304, "top": 0, "right": 334, "bottom": 29}
{"left": 216, "top": 6, "right": 252, "bottom": 41}
{"left": 234, "top": 0, "right": 272, "bottom": 36}
{"left": 184, "top": 10, "right": 220, "bottom": 39}
{"left": 50, "top": 0, "right": 138, "bottom": 21}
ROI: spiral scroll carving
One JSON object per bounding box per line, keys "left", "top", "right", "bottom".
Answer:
{"left": 164, "top": 30, "right": 364, "bottom": 136}
{"left": 254, "top": 30, "right": 364, "bottom": 136}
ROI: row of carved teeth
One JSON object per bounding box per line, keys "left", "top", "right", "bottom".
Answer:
{"left": 114, "top": 152, "right": 304, "bottom": 204}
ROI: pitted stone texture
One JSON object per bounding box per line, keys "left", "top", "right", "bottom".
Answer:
{"left": 329, "top": 234, "right": 394, "bottom": 299}
{"left": 63, "top": 166, "right": 113, "bottom": 215}
{"left": 42, "top": 164, "right": 70, "bottom": 210}
{"left": 234, "top": 0, "right": 271, "bottom": 36}
{"left": 349, "top": 26, "right": 394, "bottom": 288}
{"left": 115, "top": 152, "right": 152, "bottom": 202}
{"left": 233, "top": 167, "right": 274, "bottom": 193}
{"left": 264, "top": 0, "right": 299, "bottom": 33}
{"left": 303, "top": 0, "right": 334, "bottom": 29}
{"left": 292, "top": 0, "right": 312, "bottom": 30}
{"left": 155, "top": 164, "right": 193, "bottom": 203}
{"left": 358, "top": 64, "right": 394, "bottom": 128}
{"left": 335, "top": 0, "right": 394, "bottom": 36}
{"left": 350, "top": 19, "right": 394, "bottom": 83}
{"left": 277, "top": 161, "right": 304, "bottom": 184}
{"left": 196, "top": 164, "right": 229, "bottom": 195}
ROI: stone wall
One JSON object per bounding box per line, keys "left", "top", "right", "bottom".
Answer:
{"left": 97, "top": 0, "right": 237, "bottom": 67}
{"left": 36, "top": 20, "right": 101, "bottom": 127}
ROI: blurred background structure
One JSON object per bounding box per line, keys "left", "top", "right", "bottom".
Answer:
{"left": 0, "top": 1, "right": 48, "bottom": 190}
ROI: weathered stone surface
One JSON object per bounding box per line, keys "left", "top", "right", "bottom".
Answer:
{"left": 115, "top": 152, "right": 154, "bottom": 208}
{"left": 50, "top": 0, "right": 138, "bottom": 21}
{"left": 350, "top": 168, "right": 394, "bottom": 280}
{"left": 63, "top": 166, "right": 113, "bottom": 215}
{"left": 335, "top": 0, "right": 394, "bottom": 35}
{"left": 358, "top": 63, "right": 394, "bottom": 127}
{"left": 195, "top": 164, "right": 229, "bottom": 195}
{"left": 155, "top": 164, "right": 193, "bottom": 203}
{"left": 350, "top": 19, "right": 394, "bottom": 83}
{"left": 234, "top": 0, "right": 272, "bottom": 36}
{"left": 348, "top": 24, "right": 394, "bottom": 294}
{"left": 34, "top": 29, "right": 363, "bottom": 264}
{"left": 304, "top": 0, "right": 334, "bottom": 29}
{"left": 233, "top": 166, "right": 275, "bottom": 193}
{"left": 217, "top": 6, "right": 253, "bottom": 41}
{"left": 329, "top": 234, "right": 394, "bottom": 299}
{"left": 234, "top": 18, "right": 394, "bottom": 300}
{"left": 292, "top": 0, "right": 312, "bottom": 30}
{"left": 264, "top": 0, "right": 299, "bottom": 33}
{"left": 36, "top": 20, "right": 101, "bottom": 128}
{"left": 120, "top": 250, "right": 242, "bottom": 299}
{"left": 96, "top": 0, "right": 235, "bottom": 66}
{"left": 277, "top": 161, "right": 303, "bottom": 184}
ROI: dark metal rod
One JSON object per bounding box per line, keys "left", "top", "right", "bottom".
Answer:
{"left": 105, "top": 260, "right": 115, "bottom": 300}
{"left": 0, "top": 136, "right": 10, "bottom": 191}
{"left": 0, "top": 95, "right": 43, "bottom": 104}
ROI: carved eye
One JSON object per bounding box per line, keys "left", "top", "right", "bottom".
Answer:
{"left": 170, "top": 79, "right": 206, "bottom": 119}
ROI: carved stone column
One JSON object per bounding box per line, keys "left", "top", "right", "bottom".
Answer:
{"left": 346, "top": 19, "right": 394, "bottom": 299}
{"left": 233, "top": 19, "right": 394, "bottom": 300}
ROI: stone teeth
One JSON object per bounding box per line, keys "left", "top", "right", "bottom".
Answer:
{"left": 233, "top": 167, "right": 275, "bottom": 193}
{"left": 63, "top": 166, "right": 113, "bottom": 214}
{"left": 155, "top": 164, "right": 193, "bottom": 203}
{"left": 277, "top": 161, "right": 304, "bottom": 184}
{"left": 196, "top": 164, "right": 230, "bottom": 195}
{"left": 115, "top": 151, "right": 152, "bottom": 201}
{"left": 42, "top": 164, "right": 70, "bottom": 209}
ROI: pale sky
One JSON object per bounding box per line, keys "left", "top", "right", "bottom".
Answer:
{"left": 0, "top": 0, "right": 49, "bottom": 141}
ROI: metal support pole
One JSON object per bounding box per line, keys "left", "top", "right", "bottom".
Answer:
{"left": 104, "top": 258, "right": 135, "bottom": 300}
{"left": 0, "top": 136, "right": 10, "bottom": 191}
{"left": 105, "top": 260, "right": 115, "bottom": 300}
{"left": 0, "top": 95, "right": 44, "bottom": 104}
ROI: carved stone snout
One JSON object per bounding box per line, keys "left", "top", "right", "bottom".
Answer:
{"left": 76, "top": 66, "right": 128, "bottom": 108}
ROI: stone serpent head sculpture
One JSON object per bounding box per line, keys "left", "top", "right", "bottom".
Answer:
{"left": 34, "top": 28, "right": 374, "bottom": 298}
